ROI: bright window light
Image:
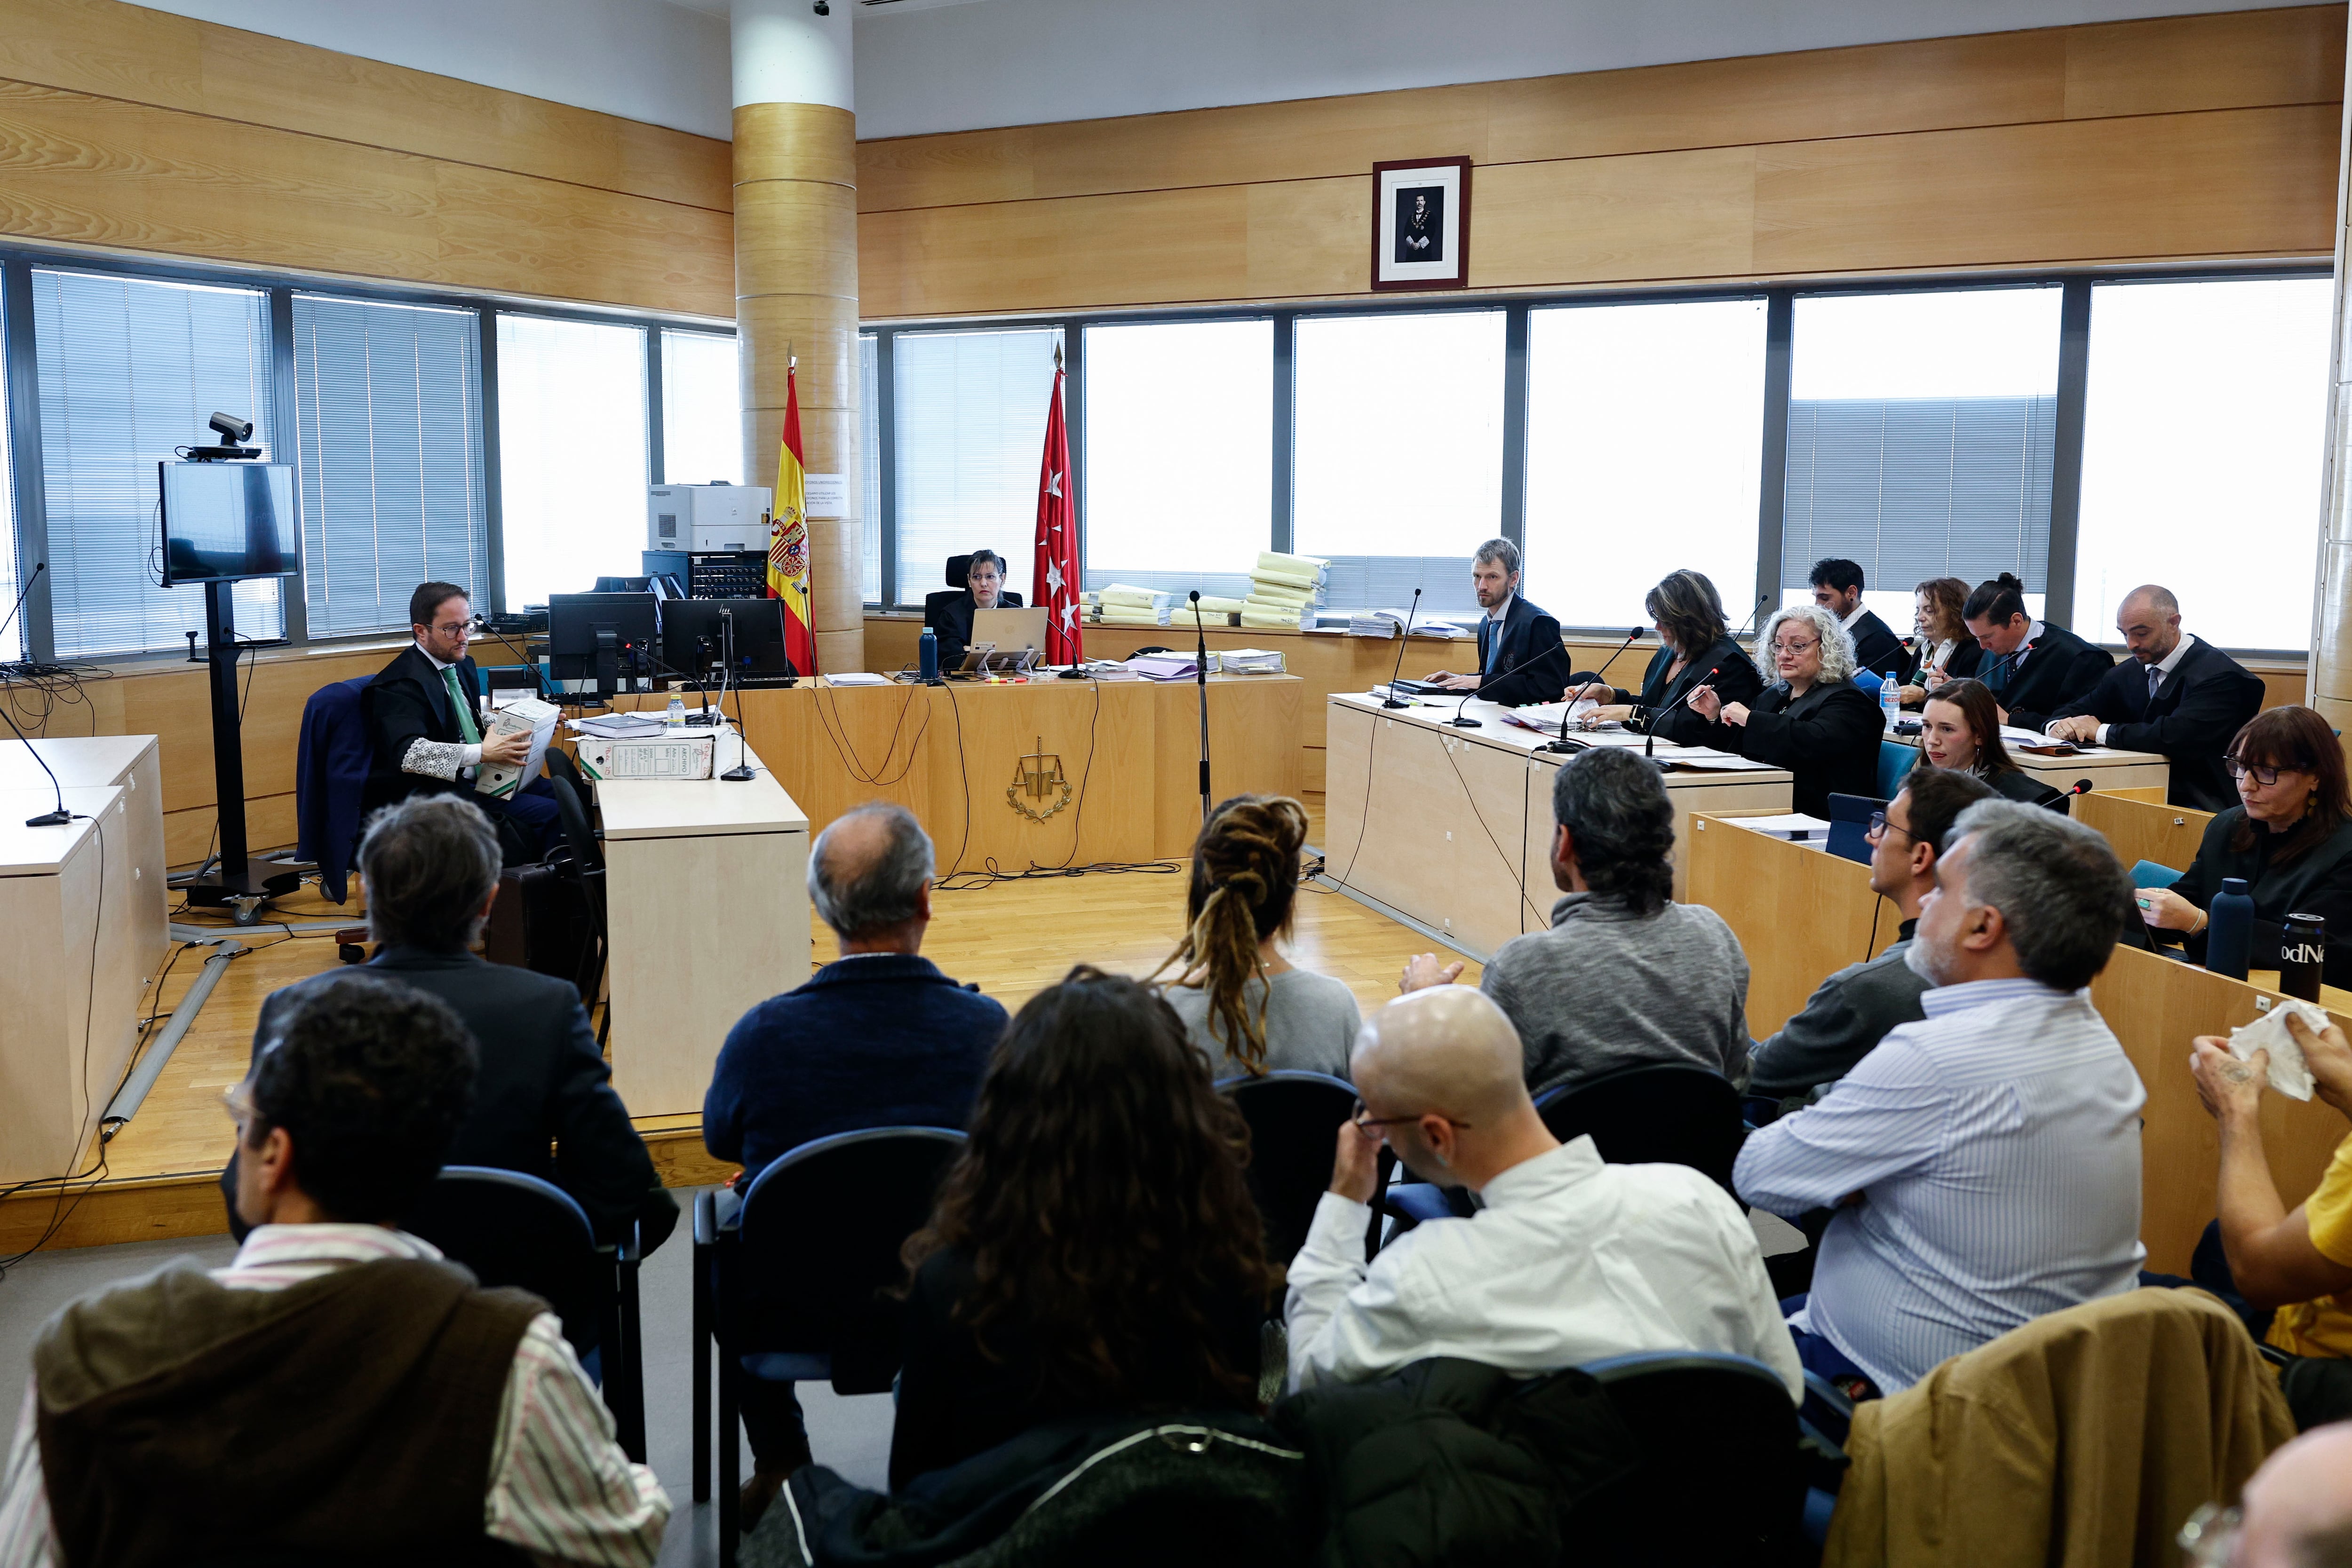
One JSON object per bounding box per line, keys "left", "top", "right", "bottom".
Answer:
{"left": 1084, "top": 318, "right": 1271, "bottom": 589}
{"left": 496, "top": 314, "right": 647, "bottom": 608}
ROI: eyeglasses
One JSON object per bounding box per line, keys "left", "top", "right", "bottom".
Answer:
{"left": 1865, "top": 812, "right": 1916, "bottom": 845}
{"left": 1770, "top": 638, "right": 1820, "bottom": 654}
{"left": 1350, "top": 1100, "right": 1472, "bottom": 1133}
{"left": 2176, "top": 1501, "right": 2240, "bottom": 1567}
{"left": 2224, "top": 759, "right": 2283, "bottom": 787}
{"left": 428, "top": 619, "right": 472, "bottom": 637}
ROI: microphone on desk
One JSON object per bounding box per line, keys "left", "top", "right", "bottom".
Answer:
{"left": 1377, "top": 588, "right": 1424, "bottom": 710}
{"left": 0, "top": 561, "right": 44, "bottom": 651}
{"left": 1544, "top": 627, "right": 1645, "bottom": 752}
{"left": 1644, "top": 666, "right": 1721, "bottom": 761}
{"left": 1731, "top": 593, "right": 1772, "bottom": 641}
{"left": 0, "top": 704, "right": 70, "bottom": 827}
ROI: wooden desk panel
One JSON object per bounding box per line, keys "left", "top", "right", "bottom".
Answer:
{"left": 2074, "top": 792, "right": 2215, "bottom": 877}
{"left": 1687, "top": 812, "right": 2349, "bottom": 1274}
{"left": 628, "top": 675, "right": 1302, "bottom": 871}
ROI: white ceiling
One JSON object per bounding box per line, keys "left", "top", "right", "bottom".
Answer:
{"left": 134, "top": 0, "right": 2326, "bottom": 144}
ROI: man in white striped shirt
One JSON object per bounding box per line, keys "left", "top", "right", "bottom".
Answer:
{"left": 0, "top": 972, "right": 668, "bottom": 1568}
{"left": 1736, "top": 800, "right": 2146, "bottom": 1394}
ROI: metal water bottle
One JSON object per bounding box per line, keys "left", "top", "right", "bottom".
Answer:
{"left": 2281, "top": 912, "right": 2327, "bottom": 1002}
{"left": 919, "top": 626, "right": 940, "bottom": 681}
{"left": 2204, "top": 876, "right": 2256, "bottom": 982}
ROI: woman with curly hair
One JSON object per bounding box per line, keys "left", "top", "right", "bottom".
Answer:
{"left": 1688, "top": 602, "right": 1883, "bottom": 817}
{"left": 888, "top": 967, "right": 1282, "bottom": 1490}
{"left": 1156, "top": 794, "right": 1361, "bottom": 1080}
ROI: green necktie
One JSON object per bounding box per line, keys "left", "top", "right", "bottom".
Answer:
{"left": 442, "top": 665, "right": 481, "bottom": 745}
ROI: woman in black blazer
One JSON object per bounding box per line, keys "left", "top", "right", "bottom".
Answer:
{"left": 1894, "top": 576, "right": 1982, "bottom": 709}
{"left": 2138, "top": 705, "right": 2352, "bottom": 986}
{"left": 1566, "top": 569, "right": 1765, "bottom": 747}
{"left": 1917, "top": 678, "right": 2065, "bottom": 810}
{"left": 1688, "top": 603, "right": 1882, "bottom": 817}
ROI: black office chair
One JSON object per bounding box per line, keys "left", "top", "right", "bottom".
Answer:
{"left": 1538, "top": 1062, "right": 1748, "bottom": 1196}
{"left": 1216, "top": 1070, "right": 1357, "bottom": 1263}
{"left": 1824, "top": 792, "right": 1888, "bottom": 866}
{"left": 1558, "top": 1351, "right": 1809, "bottom": 1567}
{"left": 543, "top": 745, "right": 593, "bottom": 813}
{"left": 694, "top": 1126, "right": 967, "bottom": 1565}
{"left": 402, "top": 1165, "right": 647, "bottom": 1462}
{"left": 922, "top": 553, "right": 978, "bottom": 637}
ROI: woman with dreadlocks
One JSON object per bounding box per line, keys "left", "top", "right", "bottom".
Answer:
{"left": 1155, "top": 794, "right": 1362, "bottom": 1080}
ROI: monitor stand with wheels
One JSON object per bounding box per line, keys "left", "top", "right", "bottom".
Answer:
{"left": 178, "top": 578, "right": 305, "bottom": 924}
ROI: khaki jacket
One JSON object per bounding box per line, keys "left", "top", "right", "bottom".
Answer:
{"left": 1824, "top": 1287, "right": 2293, "bottom": 1568}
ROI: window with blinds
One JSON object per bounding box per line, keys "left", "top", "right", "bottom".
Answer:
{"left": 861, "top": 334, "right": 881, "bottom": 604}
{"left": 290, "top": 295, "right": 486, "bottom": 639}
{"left": 661, "top": 329, "right": 740, "bottom": 486}
{"left": 1294, "top": 310, "right": 1505, "bottom": 616}
{"left": 1781, "top": 287, "right": 2061, "bottom": 629}
{"left": 892, "top": 327, "right": 1057, "bottom": 607}
{"left": 496, "top": 314, "right": 647, "bottom": 609}
{"left": 33, "top": 269, "right": 281, "bottom": 657}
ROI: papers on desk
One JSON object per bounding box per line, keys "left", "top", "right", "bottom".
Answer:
{"left": 1505, "top": 698, "right": 1597, "bottom": 733}
{"left": 1211, "top": 648, "right": 1286, "bottom": 675}
{"left": 825, "top": 672, "right": 893, "bottom": 687}
{"left": 570, "top": 712, "right": 668, "bottom": 738}
{"left": 1125, "top": 654, "right": 1199, "bottom": 681}
{"left": 2000, "top": 723, "right": 2090, "bottom": 754}
{"left": 1658, "top": 746, "right": 1772, "bottom": 771}
{"left": 1731, "top": 813, "right": 1834, "bottom": 840}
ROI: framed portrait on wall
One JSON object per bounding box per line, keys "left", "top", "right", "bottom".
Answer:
{"left": 1371, "top": 157, "right": 1471, "bottom": 291}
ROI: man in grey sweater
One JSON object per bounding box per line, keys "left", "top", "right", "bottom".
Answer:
{"left": 1746, "top": 765, "right": 1996, "bottom": 1106}
{"left": 1402, "top": 746, "right": 1752, "bottom": 1095}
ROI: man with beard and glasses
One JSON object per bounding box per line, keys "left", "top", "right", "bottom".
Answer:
{"left": 1734, "top": 800, "right": 2145, "bottom": 1397}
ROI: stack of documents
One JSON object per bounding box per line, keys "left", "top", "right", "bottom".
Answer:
{"left": 1211, "top": 649, "right": 1286, "bottom": 675}
{"left": 570, "top": 711, "right": 667, "bottom": 739}
{"left": 1124, "top": 654, "right": 1199, "bottom": 681}
{"left": 1244, "top": 551, "right": 1327, "bottom": 630}
{"left": 1086, "top": 585, "right": 1174, "bottom": 627}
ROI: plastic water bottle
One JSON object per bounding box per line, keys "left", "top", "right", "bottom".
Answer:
{"left": 1880, "top": 670, "right": 1901, "bottom": 731}
{"left": 665, "top": 693, "right": 686, "bottom": 728}
{"left": 919, "top": 626, "right": 940, "bottom": 681}
{"left": 2204, "top": 876, "right": 2256, "bottom": 981}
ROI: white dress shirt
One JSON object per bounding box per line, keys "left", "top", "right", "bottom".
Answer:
{"left": 0, "top": 1224, "right": 669, "bottom": 1568}
{"left": 1734, "top": 978, "right": 2145, "bottom": 1393}
{"left": 1285, "top": 1136, "right": 1803, "bottom": 1400}
{"left": 2069, "top": 632, "right": 2196, "bottom": 746}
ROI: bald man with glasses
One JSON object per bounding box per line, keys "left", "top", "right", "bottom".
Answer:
{"left": 1283, "top": 987, "right": 1800, "bottom": 1398}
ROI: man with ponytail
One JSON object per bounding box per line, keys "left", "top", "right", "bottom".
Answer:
{"left": 1157, "top": 795, "right": 1361, "bottom": 1079}
{"left": 1400, "top": 746, "right": 1753, "bottom": 1094}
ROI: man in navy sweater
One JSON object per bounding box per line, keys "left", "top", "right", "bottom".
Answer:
{"left": 703, "top": 800, "right": 1007, "bottom": 1515}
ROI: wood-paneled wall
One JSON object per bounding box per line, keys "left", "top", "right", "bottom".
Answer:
{"left": 857, "top": 7, "right": 2346, "bottom": 318}
{"left": 0, "top": 0, "right": 733, "bottom": 313}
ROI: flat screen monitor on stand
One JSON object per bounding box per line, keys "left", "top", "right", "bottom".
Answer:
{"left": 660, "top": 598, "right": 793, "bottom": 690}
{"left": 548, "top": 592, "right": 661, "bottom": 705}
{"left": 158, "top": 448, "right": 305, "bottom": 923}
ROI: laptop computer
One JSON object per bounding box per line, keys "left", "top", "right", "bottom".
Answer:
{"left": 972, "top": 606, "right": 1048, "bottom": 658}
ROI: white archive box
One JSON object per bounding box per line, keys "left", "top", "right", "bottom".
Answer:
{"left": 576, "top": 730, "right": 718, "bottom": 782}
{"left": 475, "top": 698, "right": 560, "bottom": 801}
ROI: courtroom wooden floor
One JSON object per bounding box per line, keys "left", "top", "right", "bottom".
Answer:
{"left": 3, "top": 793, "right": 1477, "bottom": 1251}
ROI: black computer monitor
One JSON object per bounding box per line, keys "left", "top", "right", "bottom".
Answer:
{"left": 158, "top": 461, "right": 298, "bottom": 586}
{"left": 661, "top": 598, "right": 793, "bottom": 682}
{"left": 548, "top": 592, "right": 660, "bottom": 698}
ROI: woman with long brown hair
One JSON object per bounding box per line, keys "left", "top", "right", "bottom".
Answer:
{"left": 888, "top": 967, "right": 1282, "bottom": 1490}
{"left": 1156, "top": 794, "right": 1360, "bottom": 1079}
{"left": 1917, "top": 678, "right": 2064, "bottom": 809}
{"left": 1895, "top": 577, "right": 1981, "bottom": 707}
{"left": 2139, "top": 705, "right": 2352, "bottom": 986}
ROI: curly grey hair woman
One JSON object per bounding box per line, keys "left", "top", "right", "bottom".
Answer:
{"left": 1686, "top": 600, "right": 1882, "bottom": 816}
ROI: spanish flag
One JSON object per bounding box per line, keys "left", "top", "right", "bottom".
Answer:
{"left": 768, "top": 362, "right": 818, "bottom": 677}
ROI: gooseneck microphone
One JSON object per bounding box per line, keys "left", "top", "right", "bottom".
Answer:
{"left": 1730, "top": 593, "right": 1772, "bottom": 641}
{"left": 1453, "top": 640, "right": 1594, "bottom": 731}
{"left": 1645, "top": 665, "right": 1722, "bottom": 760}
{"left": 1377, "top": 587, "right": 1424, "bottom": 710}
{"left": 0, "top": 705, "right": 70, "bottom": 826}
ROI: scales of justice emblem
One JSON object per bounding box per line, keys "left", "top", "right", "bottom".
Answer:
{"left": 1007, "top": 736, "right": 1073, "bottom": 822}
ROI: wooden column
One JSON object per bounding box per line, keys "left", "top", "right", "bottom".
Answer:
{"left": 735, "top": 102, "right": 864, "bottom": 674}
